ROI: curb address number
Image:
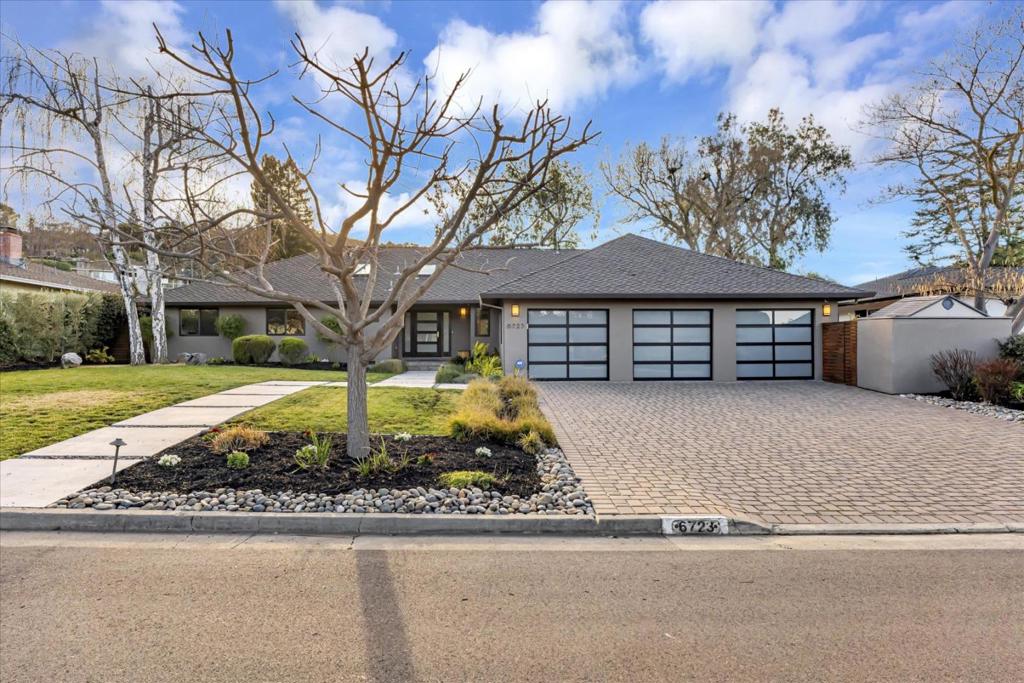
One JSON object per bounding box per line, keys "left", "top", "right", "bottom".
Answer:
{"left": 662, "top": 516, "right": 729, "bottom": 535}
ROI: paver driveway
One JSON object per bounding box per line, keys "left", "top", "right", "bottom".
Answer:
{"left": 539, "top": 381, "right": 1023, "bottom": 525}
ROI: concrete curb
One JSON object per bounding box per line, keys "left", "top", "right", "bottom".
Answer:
{"left": 1, "top": 509, "right": 1017, "bottom": 537}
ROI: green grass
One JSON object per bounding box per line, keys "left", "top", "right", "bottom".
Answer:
{"left": 236, "top": 386, "right": 459, "bottom": 435}
{"left": 0, "top": 365, "right": 392, "bottom": 460}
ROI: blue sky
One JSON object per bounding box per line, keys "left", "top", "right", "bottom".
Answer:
{"left": 1, "top": 0, "right": 1011, "bottom": 285}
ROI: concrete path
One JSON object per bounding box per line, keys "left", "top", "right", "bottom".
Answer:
{"left": 368, "top": 370, "right": 466, "bottom": 391}
{"left": 2, "top": 531, "right": 1020, "bottom": 682}
{"left": 0, "top": 381, "right": 326, "bottom": 508}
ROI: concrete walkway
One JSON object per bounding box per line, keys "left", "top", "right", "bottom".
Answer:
{"left": 0, "top": 381, "right": 326, "bottom": 508}
{"left": 371, "top": 370, "right": 466, "bottom": 391}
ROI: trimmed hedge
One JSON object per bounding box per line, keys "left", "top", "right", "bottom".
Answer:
{"left": 278, "top": 337, "right": 310, "bottom": 366}
{"left": 232, "top": 334, "right": 276, "bottom": 364}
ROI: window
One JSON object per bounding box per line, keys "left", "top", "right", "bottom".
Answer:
{"left": 736, "top": 308, "right": 814, "bottom": 379}
{"left": 179, "top": 308, "right": 218, "bottom": 336}
{"left": 632, "top": 309, "right": 712, "bottom": 380}
{"left": 266, "top": 308, "right": 305, "bottom": 335}
{"left": 475, "top": 309, "right": 491, "bottom": 337}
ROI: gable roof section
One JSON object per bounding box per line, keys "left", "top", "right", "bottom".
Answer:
{"left": 164, "top": 246, "right": 583, "bottom": 305}
{"left": 0, "top": 260, "right": 121, "bottom": 294}
{"left": 483, "top": 234, "right": 871, "bottom": 300}
{"left": 869, "top": 295, "right": 987, "bottom": 318}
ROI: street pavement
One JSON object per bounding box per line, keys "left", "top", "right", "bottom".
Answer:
{"left": 1, "top": 532, "right": 1021, "bottom": 682}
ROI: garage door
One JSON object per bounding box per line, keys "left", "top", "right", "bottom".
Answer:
{"left": 527, "top": 309, "right": 608, "bottom": 380}
{"left": 633, "top": 309, "right": 712, "bottom": 380}
{"left": 736, "top": 309, "right": 814, "bottom": 379}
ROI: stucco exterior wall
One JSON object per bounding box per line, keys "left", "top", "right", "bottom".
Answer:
{"left": 857, "top": 317, "right": 1012, "bottom": 394}
{"left": 499, "top": 299, "right": 836, "bottom": 382}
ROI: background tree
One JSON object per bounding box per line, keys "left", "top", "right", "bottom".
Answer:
{"left": 140, "top": 30, "right": 593, "bottom": 457}
{"left": 602, "top": 109, "right": 851, "bottom": 269}
{"left": 865, "top": 9, "right": 1023, "bottom": 312}
{"left": 247, "top": 154, "right": 316, "bottom": 260}
{"left": 0, "top": 202, "right": 18, "bottom": 227}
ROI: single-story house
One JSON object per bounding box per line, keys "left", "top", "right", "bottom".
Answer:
{"left": 839, "top": 264, "right": 1023, "bottom": 319}
{"left": 164, "top": 233, "right": 872, "bottom": 381}
{"left": 0, "top": 227, "right": 120, "bottom": 295}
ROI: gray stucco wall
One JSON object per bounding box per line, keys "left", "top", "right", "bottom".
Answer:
{"left": 857, "top": 317, "right": 1012, "bottom": 394}
{"left": 498, "top": 299, "right": 837, "bottom": 382}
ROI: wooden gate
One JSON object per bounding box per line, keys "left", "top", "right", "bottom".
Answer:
{"left": 822, "top": 320, "right": 857, "bottom": 386}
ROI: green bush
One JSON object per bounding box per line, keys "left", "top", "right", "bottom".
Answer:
{"left": 997, "top": 335, "right": 1024, "bottom": 372}
{"left": 0, "top": 291, "right": 124, "bottom": 367}
{"left": 448, "top": 378, "right": 555, "bottom": 450}
{"left": 465, "top": 341, "right": 503, "bottom": 379}
{"left": 438, "top": 470, "right": 498, "bottom": 490}
{"left": 85, "top": 346, "right": 115, "bottom": 364}
{"left": 231, "top": 334, "right": 276, "bottom": 364}
{"left": 435, "top": 363, "right": 463, "bottom": 383}
{"left": 1012, "top": 382, "right": 1024, "bottom": 402}
{"left": 368, "top": 358, "right": 406, "bottom": 374}
{"left": 294, "top": 432, "right": 332, "bottom": 471}
{"left": 226, "top": 450, "right": 250, "bottom": 469}
{"left": 214, "top": 313, "right": 246, "bottom": 340}
{"left": 278, "top": 337, "right": 310, "bottom": 366}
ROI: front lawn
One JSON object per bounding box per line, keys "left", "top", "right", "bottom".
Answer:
{"left": 235, "top": 387, "right": 460, "bottom": 435}
{"left": 0, "top": 365, "right": 390, "bottom": 460}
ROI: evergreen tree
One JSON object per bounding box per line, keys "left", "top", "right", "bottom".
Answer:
{"left": 249, "top": 154, "right": 316, "bottom": 259}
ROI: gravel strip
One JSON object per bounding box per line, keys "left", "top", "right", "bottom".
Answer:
{"left": 51, "top": 448, "right": 594, "bottom": 515}
{"left": 902, "top": 394, "right": 1024, "bottom": 423}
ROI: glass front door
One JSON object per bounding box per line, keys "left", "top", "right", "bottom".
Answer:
{"left": 414, "top": 312, "right": 440, "bottom": 355}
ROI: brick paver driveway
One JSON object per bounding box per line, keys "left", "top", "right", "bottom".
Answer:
{"left": 539, "top": 382, "right": 1023, "bottom": 525}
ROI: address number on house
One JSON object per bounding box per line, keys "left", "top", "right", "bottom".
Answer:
{"left": 661, "top": 516, "right": 729, "bottom": 535}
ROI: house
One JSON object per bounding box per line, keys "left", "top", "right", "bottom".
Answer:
{"left": 839, "top": 265, "right": 1023, "bottom": 318}
{"left": 0, "top": 227, "right": 120, "bottom": 295}
{"left": 163, "top": 233, "right": 871, "bottom": 381}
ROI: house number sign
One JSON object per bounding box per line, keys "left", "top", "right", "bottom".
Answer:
{"left": 661, "top": 516, "right": 729, "bottom": 535}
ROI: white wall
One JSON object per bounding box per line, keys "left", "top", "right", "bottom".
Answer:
{"left": 857, "top": 317, "right": 1012, "bottom": 394}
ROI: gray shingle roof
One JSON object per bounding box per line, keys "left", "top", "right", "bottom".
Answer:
{"left": 164, "top": 246, "right": 582, "bottom": 305}
{"left": 0, "top": 260, "right": 121, "bottom": 294}
{"left": 483, "top": 234, "right": 872, "bottom": 300}
{"left": 852, "top": 265, "right": 1024, "bottom": 302}
{"left": 869, "top": 295, "right": 987, "bottom": 318}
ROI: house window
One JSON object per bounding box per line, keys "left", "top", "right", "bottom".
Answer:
{"left": 475, "top": 309, "right": 491, "bottom": 337}
{"left": 266, "top": 308, "right": 305, "bottom": 335}
{"left": 179, "top": 308, "right": 218, "bottom": 336}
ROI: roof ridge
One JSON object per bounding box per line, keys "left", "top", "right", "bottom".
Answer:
{"left": 478, "top": 243, "right": 600, "bottom": 294}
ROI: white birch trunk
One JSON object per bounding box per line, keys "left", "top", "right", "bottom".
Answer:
{"left": 110, "top": 240, "right": 146, "bottom": 365}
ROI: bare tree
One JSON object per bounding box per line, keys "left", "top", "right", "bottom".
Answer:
{"left": 2, "top": 44, "right": 147, "bottom": 364}
{"left": 140, "top": 29, "right": 594, "bottom": 457}
{"left": 865, "top": 9, "right": 1024, "bottom": 311}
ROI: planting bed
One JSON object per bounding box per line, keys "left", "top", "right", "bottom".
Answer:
{"left": 56, "top": 431, "right": 593, "bottom": 515}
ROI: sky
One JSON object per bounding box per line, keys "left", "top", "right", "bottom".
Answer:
{"left": 0, "top": 0, "right": 1013, "bottom": 286}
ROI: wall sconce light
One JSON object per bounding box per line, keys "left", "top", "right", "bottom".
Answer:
{"left": 511, "top": 304, "right": 520, "bottom": 317}
{"left": 823, "top": 303, "right": 832, "bottom": 317}
{"left": 459, "top": 306, "right": 468, "bottom": 319}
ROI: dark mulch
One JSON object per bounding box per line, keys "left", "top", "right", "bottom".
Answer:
{"left": 106, "top": 432, "right": 540, "bottom": 497}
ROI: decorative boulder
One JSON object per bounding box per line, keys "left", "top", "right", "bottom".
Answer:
{"left": 176, "top": 353, "right": 193, "bottom": 364}
{"left": 186, "top": 352, "right": 208, "bottom": 366}
{"left": 61, "top": 352, "right": 83, "bottom": 368}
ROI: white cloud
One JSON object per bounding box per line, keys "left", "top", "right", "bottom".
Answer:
{"left": 274, "top": 0, "right": 397, "bottom": 73}
{"left": 640, "top": 0, "right": 771, "bottom": 81}
{"left": 424, "top": 0, "right": 639, "bottom": 114}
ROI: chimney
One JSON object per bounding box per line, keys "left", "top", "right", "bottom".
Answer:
{"left": 0, "top": 226, "right": 24, "bottom": 266}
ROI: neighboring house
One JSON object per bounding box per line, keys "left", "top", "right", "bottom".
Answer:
{"left": 0, "top": 227, "right": 120, "bottom": 295}
{"left": 164, "top": 233, "right": 870, "bottom": 381}
{"left": 840, "top": 265, "right": 1023, "bottom": 319}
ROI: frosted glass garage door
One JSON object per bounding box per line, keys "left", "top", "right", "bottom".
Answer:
{"left": 632, "top": 309, "right": 712, "bottom": 380}
{"left": 527, "top": 309, "right": 608, "bottom": 380}
{"left": 736, "top": 309, "right": 814, "bottom": 379}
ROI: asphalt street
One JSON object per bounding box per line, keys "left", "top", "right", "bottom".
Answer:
{"left": 1, "top": 532, "right": 1022, "bottom": 682}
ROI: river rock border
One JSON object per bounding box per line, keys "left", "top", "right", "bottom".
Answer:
{"left": 901, "top": 393, "right": 1024, "bottom": 423}
{"left": 50, "top": 448, "right": 594, "bottom": 515}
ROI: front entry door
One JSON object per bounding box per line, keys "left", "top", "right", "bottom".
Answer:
{"left": 413, "top": 311, "right": 441, "bottom": 356}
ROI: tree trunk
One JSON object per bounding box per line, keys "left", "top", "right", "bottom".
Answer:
{"left": 346, "top": 349, "right": 370, "bottom": 459}
{"left": 144, "top": 242, "right": 168, "bottom": 363}
{"left": 109, "top": 241, "right": 146, "bottom": 365}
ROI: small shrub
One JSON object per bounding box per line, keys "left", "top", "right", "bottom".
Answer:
{"left": 394, "top": 432, "right": 412, "bottom": 442}
{"left": 214, "top": 313, "right": 247, "bottom": 340}
{"left": 232, "top": 334, "right": 276, "bottom": 364}
{"left": 368, "top": 358, "right": 406, "bottom": 374}
{"left": 1012, "top": 382, "right": 1024, "bottom": 402}
{"left": 930, "top": 349, "right": 978, "bottom": 401}
{"left": 352, "top": 437, "right": 405, "bottom": 477}
{"left": 294, "top": 431, "right": 333, "bottom": 471}
{"left": 438, "top": 470, "right": 498, "bottom": 490}
{"left": 226, "top": 450, "right": 250, "bottom": 469}
{"left": 416, "top": 454, "right": 434, "bottom": 466}
{"left": 210, "top": 424, "right": 269, "bottom": 454}
{"left": 475, "top": 446, "right": 492, "bottom": 458}
{"left": 435, "top": 363, "right": 462, "bottom": 383}
{"left": 157, "top": 454, "right": 181, "bottom": 467}
{"left": 517, "top": 430, "right": 545, "bottom": 455}
{"left": 207, "top": 356, "right": 229, "bottom": 365}
{"left": 997, "top": 335, "right": 1024, "bottom": 372}
{"left": 974, "top": 358, "right": 1021, "bottom": 405}
{"left": 85, "top": 346, "right": 115, "bottom": 364}
{"left": 466, "top": 341, "right": 503, "bottom": 379}
{"left": 278, "top": 337, "right": 310, "bottom": 366}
